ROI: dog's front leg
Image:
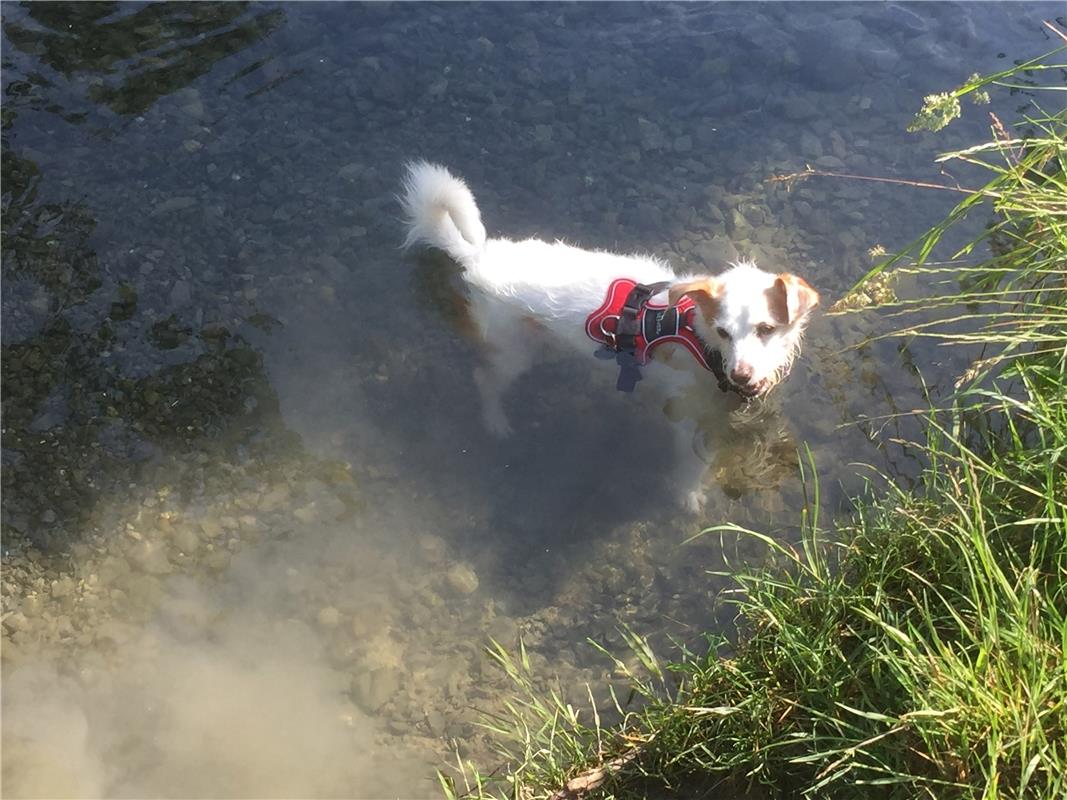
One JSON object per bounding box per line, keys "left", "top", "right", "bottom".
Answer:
{"left": 645, "top": 366, "right": 715, "bottom": 513}
{"left": 668, "top": 417, "right": 713, "bottom": 514}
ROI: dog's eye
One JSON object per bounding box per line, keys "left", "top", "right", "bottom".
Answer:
{"left": 715, "top": 326, "right": 731, "bottom": 340}
{"left": 756, "top": 323, "right": 777, "bottom": 337}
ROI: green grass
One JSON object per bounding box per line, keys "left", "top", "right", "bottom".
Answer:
{"left": 441, "top": 48, "right": 1067, "bottom": 800}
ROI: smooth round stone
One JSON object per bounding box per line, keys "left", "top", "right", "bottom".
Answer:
{"left": 446, "top": 563, "right": 479, "bottom": 595}
{"left": 317, "top": 606, "right": 342, "bottom": 628}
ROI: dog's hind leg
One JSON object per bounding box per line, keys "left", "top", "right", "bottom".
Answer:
{"left": 474, "top": 365, "right": 512, "bottom": 437}
{"left": 471, "top": 313, "right": 537, "bottom": 437}
{"left": 474, "top": 348, "right": 530, "bottom": 437}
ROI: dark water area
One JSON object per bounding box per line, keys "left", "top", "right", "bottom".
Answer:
{"left": 2, "top": 2, "right": 1063, "bottom": 796}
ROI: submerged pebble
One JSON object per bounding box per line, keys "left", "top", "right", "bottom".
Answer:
{"left": 317, "top": 606, "right": 341, "bottom": 628}
{"left": 352, "top": 666, "right": 402, "bottom": 712}
{"left": 416, "top": 533, "right": 447, "bottom": 563}
{"left": 127, "top": 541, "right": 172, "bottom": 576}
{"left": 446, "top": 563, "right": 479, "bottom": 596}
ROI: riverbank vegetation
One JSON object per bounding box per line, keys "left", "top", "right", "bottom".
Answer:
{"left": 441, "top": 43, "right": 1067, "bottom": 800}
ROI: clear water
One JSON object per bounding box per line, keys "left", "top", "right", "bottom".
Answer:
{"left": 2, "top": 2, "right": 1061, "bottom": 796}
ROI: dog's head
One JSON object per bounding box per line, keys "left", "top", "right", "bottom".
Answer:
{"left": 669, "top": 262, "right": 819, "bottom": 399}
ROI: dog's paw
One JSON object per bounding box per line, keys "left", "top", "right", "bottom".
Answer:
{"left": 682, "top": 489, "right": 707, "bottom": 515}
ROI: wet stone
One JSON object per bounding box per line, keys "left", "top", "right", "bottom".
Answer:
{"left": 21, "top": 595, "right": 43, "bottom": 616}
{"left": 3, "top": 612, "right": 30, "bottom": 633}
{"left": 830, "top": 130, "right": 848, "bottom": 159}
{"left": 510, "top": 31, "right": 539, "bottom": 56}
{"left": 97, "top": 556, "right": 130, "bottom": 584}
{"left": 128, "top": 541, "right": 173, "bottom": 576}
{"left": 204, "top": 550, "right": 230, "bottom": 572}
{"left": 486, "top": 616, "right": 516, "bottom": 645}
{"left": 52, "top": 614, "right": 74, "bottom": 638}
{"left": 417, "top": 534, "right": 447, "bottom": 563}
{"left": 337, "top": 162, "right": 365, "bottom": 181}
{"left": 50, "top": 577, "right": 75, "bottom": 598}
{"left": 317, "top": 606, "right": 342, "bottom": 628}
{"left": 259, "top": 484, "right": 291, "bottom": 511}
{"left": 95, "top": 620, "right": 137, "bottom": 646}
{"left": 446, "top": 563, "right": 479, "bottom": 595}
{"left": 728, "top": 208, "right": 748, "bottom": 235}
{"left": 293, "top": 505, "right": 319, "bottom": 524}
{"left": 352, "top": 666, "right": 402, "bottom": 712}
{"left": 169, "top": 279, "right": 193, "bottom": 307}
{"left": 153, "top": 197, "right": 197, "bottom": 216}
{"left": 781, "top": 95, "right": 819, "bottom": 121}
{"left": 424, "top": 709, "right": 446, "bottom": 736}
{"left": 795, "top": 19, "right": 867, "bottom": 90}
{"left": 171, "top": 526, "right": 199, "bottom": 554}
{"left": 199, "top": 519, "right": 223, "bottom": 539}
{"left": 814, "top": 155, "right": 846, "bottom": 170}
{"left": 180, "top": 96, "right": 206, "bottom": 120}
{"left": 638, "top": 118, "right": 666, "bottom": 151}
{"left": 800, "top": 131, "right": 823, "bottom": 158}
{"left": 692, "top": 236, "right": 739, "bottom": 267}
{"left": 351, "top": 606, "right": 388, "bottom": 638}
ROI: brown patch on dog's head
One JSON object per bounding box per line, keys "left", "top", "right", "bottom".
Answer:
{"left": 766, "top": 274, "right": 819, "bottom": 325}
{"left": 669, "top": 277, "right": 724, "bottom": 321}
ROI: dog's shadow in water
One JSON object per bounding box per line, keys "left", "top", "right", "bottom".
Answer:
{"left": 484, "top": 381, "right": 803, "bottom": 613}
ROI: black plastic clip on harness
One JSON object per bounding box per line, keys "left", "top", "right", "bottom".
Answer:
{"left": 605, "top": 281, "right": 670, "bottom": 392}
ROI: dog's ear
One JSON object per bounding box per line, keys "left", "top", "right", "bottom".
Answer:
{"left": 669, "top": 278, "right": 723, "bottom": 317}
{"left": 769, "top": 274, "right": 819, "bottom": 324}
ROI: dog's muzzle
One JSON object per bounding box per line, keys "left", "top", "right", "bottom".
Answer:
{"left": 733, "top": 379, "right": 767, "bottom": 400}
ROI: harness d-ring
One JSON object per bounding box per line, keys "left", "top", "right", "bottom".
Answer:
{"left": 599, "top": 314, "right": 620, "bottom": 347}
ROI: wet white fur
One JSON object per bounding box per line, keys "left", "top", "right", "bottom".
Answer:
{"left": 399, "top": 162, "right": 816, "bottom": 508}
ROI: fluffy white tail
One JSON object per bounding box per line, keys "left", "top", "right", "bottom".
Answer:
{"left": 399, "top": 161, "right": 486, "bottom": 266}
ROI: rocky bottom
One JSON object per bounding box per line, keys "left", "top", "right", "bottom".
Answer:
{"left": 2, "top": 441, "right": 777, "bottom": 797}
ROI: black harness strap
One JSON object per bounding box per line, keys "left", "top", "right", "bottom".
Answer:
{"left": 612, "top": 281, "right": 668, "bottom": 392}
{"left": 614, "top": 281, "right": 670, "bottom": 353}
{"left": 707, "top": 348, "right": 732, "bottom": 394}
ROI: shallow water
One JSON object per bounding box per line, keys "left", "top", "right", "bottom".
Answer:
{"left": 2, "top": 2, "right": 1062, "bottom": 797}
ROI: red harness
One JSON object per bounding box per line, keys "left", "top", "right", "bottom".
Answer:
{"left": 585, "top": 278, "right": 716, "bottom": 370}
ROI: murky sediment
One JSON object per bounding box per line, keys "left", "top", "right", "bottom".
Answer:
{"left": 2, "top": 2, "right": 1060, "bottom": 796}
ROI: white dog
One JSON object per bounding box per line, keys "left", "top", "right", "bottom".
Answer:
{"left": 400, "top": 161, "right": 819, "bottom": 509}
